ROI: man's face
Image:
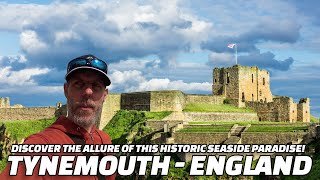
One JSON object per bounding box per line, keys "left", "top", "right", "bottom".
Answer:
{"left": 64, "top": 69, "right": 108, "bottom": 130}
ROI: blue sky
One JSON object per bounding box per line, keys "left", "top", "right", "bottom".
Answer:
{"left": 0, "top": 0, "right": 319, "bottom": 118}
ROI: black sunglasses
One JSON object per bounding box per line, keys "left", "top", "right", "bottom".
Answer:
{"left": 67, "top": 57, "right": 108, "bottom": 74}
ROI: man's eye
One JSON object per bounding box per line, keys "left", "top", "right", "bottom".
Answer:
{"left": 93, "top": 83, "right": 103, "bottom": 90}
{"left": 73, "top": 82, "right": 83, "bottom": 88}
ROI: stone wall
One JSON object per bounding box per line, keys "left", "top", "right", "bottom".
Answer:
{"left": 246, "top": 96, "right": 310, "bottom": 122}
{"left": 173, "top": 132, "right": 229, "bottom": 144}
{"left": 0, "top": 107, "right": 57, "bottom": 121}
{"left": 183, "top": 112, "right": 259, "bottom": 122}
{"left": 238, "top": 66, "right": 273, "bottom": 103}
{"left": 241, "top": 132, "right": 308, "bottom": 144}
{"left": 120, "top": 90, "right": 186, "bottom": 112}
{"left": 121, "top": 92, "right": 151, "bottom": 111}
{"left": 212, "top": 66, "right": 240, "bottom": 100}
{"left": 145, "top": 120, "right": 183, "bottom": 131}
{"left": 212, "top": 68, "right": 225, "bottom": 96}
{"left": 186, "top": 94, "right": 224, "bottom": 105}
{"left": 99, "top": 94, "right": 121, "bottom": 129}
{"left": 150, "top": 91, "right": 186, "bottom": 112}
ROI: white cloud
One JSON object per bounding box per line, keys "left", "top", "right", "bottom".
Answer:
{"left": 0, "top": 54, "right": 27, "bottom": 63}
{"left": 0, "top": 66, "right": 50, "bottom": 86}
{"left": 109, "top": 59, "right": 160, "bottom": 72}
{"left": 207, "top": 52, "right": 234, "bottom": 67}
{"left": 0, "top": 0, "right": 212, "bottom": 68}
{"left": 137, "top": 79, "right": 211, "bottom": 92}
{"left": 20, "top": 30, "right": 48, "bottom": 54}
{"left": 0, "top": 85, "right": 62, "bottom": 94}
{"left": 109, "top": 69, "right": 211, "bottom": 93}
{"left": 54, "top": 30, "right": 80, "bottom": 45}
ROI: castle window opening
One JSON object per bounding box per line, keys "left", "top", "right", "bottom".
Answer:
{"left": 252, "top": 94, "right": 254, "bottom": 101}
{"left": 263, "top": 78, "right": 265, "bottom": 85}
{"left": 259, "top": 90, "right": 262, "bottom": 96}
{"left": 214, "top": 79, "right": 217, "bottom": 83}
{"left": 227, "top": 72, "right": 230, "bottom": 83}
{"left": 251, "top": 74, "right": 253, "bottom": 83}
{"left": 242, "top": 92, "right": 245, "bottom": 102}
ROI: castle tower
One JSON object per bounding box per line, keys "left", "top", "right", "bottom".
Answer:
{"left": 5, "top": 97, "right": 10, "bottom": 108}
{"left": 297, "top": 98, "right": 310, "bottom": 122}
{"left": 212, "top": 65, "right": 273, "bottom": 103}
{"left": 0, "top": 97, "right": 4, "bottom": 108}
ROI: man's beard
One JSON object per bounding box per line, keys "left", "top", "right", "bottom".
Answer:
{"left": 67, "top": 99, "right": 102, "bottom": 130}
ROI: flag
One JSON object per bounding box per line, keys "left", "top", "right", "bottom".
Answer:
{"left": 227, "top": 43, "right": 236, "bottom": 49}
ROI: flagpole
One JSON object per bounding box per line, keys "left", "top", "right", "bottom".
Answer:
{"left": 235, "top": 43, "right": 237, "bottom": 65}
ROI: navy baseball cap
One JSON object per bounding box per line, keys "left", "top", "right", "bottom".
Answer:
{"left": 65, "top": 54, "right": 111, "bottom": 86}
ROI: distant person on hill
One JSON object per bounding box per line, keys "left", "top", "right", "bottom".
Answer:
{"left": 1, "top": 54, "right": 115, "bottom": 180}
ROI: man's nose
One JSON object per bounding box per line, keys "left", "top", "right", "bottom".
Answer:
{"left": 83, "top": 84, "right": 94, "bottom": 96}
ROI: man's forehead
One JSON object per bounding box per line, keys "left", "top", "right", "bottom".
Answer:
{"left": 68, "top": 69, "right": 105, "bottom": 82}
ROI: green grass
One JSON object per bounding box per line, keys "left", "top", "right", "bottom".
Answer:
{"left": 144, "top": 111, "right": 172, "bottom": 120}
{"left": 0, "top": 157, "right": 8, "bottom": 173}
{"left": 189, "top": 121, "right": 308, "bottom": 126}
{"left": 178, "top": 126, "right": 232, "bottom": 132}
{"left": 1, "top": 118, "right": 55, "bottom": 142}
{"left": 183, "top": 103, "right": 255, "bottom": 113}
{"left": 0, "top": 118, "right": 55, "bottom": 173}
{"left": 247, "top": 125, "right": 308, "bottom": 132}
{"left": 103, "top": 110, "right": 156, "bottom": 144}
{"left": 310, "top": 115, "right": 319, "bottom": 123}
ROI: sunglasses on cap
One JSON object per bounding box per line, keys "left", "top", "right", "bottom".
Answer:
{"left": 67, "top": 56, "right": 108, "bottom": 74}
{"left": 66, "top": 54, "right": 111, "bottom": 86}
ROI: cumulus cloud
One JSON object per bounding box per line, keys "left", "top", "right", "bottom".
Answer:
{"left": 207, "top": 52, "right": 235, "bottom": 68}
{"left": 0, "top": 66, "right": 50, "bottom": 86}
{"left": 239, "top": 19, "right": 301, "bottom": 44}
{"left": 109, "top": 69, "right": 211, "bottom": 93}
{"left": 206, "top": 51, "right": 294, "bottom": 71}
{"left": 20, "top": 30, "right": 48, "bottom": 54}
{"left": 0, "top": 85, "right": 62, "bottom": 94}
{"left": 109, "top": 59, "right": 160, "bottom": 72}
{"left": 0, "top": 54, "right": 26, "bottom": 64}
{"left": 136, "top": 79, "right": 211, "bottom": 92}
{"left": 0, "top": 0, "right": 212, "bottom": 69}
{"left": 239, "top": 51, "right": 294, "bottom": 71}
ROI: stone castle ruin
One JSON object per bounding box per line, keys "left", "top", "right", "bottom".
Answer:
{"left": 0, "top": 65, "right": 310, "bottom": 128}
{"left": 212, "top": 65, "right": 310, "bottom": 123}
{"left": 98, "top": 65, "right": 310, "bottom": 128}
{"left": 0, "top": 65, "right": 313, "bottom": 162}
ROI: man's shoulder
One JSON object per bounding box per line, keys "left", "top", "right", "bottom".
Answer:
{"left": 24, "top": 126, "right": 69, "bottom": 144}
{"left": 95, "top": 129, "right": 112, "bottom": 144}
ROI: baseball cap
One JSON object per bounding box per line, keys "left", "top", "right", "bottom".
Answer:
{"left": 65, "top": 54, "right": 111, "bottom": 86}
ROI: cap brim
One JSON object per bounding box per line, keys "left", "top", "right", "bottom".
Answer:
{"left": 65, "top": 66, "right": 111, "bottom": 86}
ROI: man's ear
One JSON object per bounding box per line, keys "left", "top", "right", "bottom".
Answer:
{"left": 64, "top": 83, "right": 68, "bottom": 98}
{"left": 103, "top": 88, "right": 108, "bottom": 100}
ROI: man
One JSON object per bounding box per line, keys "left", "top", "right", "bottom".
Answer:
{"left": 1, "top": 54, "right": 115, "bottom": 179}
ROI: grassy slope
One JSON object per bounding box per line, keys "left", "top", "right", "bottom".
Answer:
{"left": 103, "top": 110, "right": 171, "bottom": 144}
{"left": 1, "top": 118, "right": 55, "bottom": 142}
{"left": 0, "top": 117, "right": 55, "bottom": 172}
